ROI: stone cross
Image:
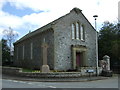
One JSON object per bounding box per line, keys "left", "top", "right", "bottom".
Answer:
{"left": 41, "top": 41, "right": 50, "bottom": 73}
{"left": 42, "top": 43, "right": 48, "bottom": 65}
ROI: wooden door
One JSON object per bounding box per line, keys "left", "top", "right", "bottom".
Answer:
{"left": 76, "top": 52, "right": 81, "bottom": 67}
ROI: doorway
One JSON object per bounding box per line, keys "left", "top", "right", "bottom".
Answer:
{"left": 72, "top": 45, "right": 87, "bottom": 69}
{"left": 76, "top": 52, "right": 81, "bottom": 67}
{"left": 76, "top": 52, "right": 84, "bottom": 68}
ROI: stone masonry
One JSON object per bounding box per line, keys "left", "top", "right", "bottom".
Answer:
{"left": 54, "top": 8, "right": 97, "bottom": 70}
{"left": 14, "top": 8, "right": 98, "bottom": 73}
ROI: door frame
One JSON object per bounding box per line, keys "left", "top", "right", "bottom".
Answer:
{"left": 71, "top": 45, "right": 87, "bottom": 69}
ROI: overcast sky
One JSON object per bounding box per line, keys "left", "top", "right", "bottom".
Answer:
{"left": 0, "top": 0, "right": 119, "bottom": 40}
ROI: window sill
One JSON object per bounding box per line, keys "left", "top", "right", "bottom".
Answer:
{"left": 81, "top": 39, "right": 85, "bottom": 42}
{"left": 72, "top": 39, "right": 85, "bottom": 42}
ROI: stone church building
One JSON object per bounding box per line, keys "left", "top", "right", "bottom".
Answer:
{"left": 14, "top": 8, "right": 98, "bottom": 73}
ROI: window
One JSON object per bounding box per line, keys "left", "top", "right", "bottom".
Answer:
{"left": 30, "top": 43, "right": 33, "bottom": 59}
{"left": 17, "top": 48, "right": 18, "bottom": 60}
{"left": 80, "top": 25, "right": 84, "bottom": 40}
{"left": 71, "top": 24, "right": 75, "bottom": 39}
{"left": 76, "top": 22, "right": 79, "bottom": 40}
{"left": 71, "top": 22, "right": 85, "bottom": 40}
{"left": 23, "top": 45, "right": 24, "bottom": 60}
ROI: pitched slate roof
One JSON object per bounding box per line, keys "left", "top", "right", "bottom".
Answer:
{"left": 14, "top": 7, "right": 96, "bottom": 44}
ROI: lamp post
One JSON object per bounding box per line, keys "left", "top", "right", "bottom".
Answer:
{"left": 93, "top": 15, "right": 98, "bottom": 30}
{"left": 93, "top": 15, "right": 98, "bottom": 76}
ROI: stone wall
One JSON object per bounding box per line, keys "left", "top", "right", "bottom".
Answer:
{"left": 54, "top": 10, "right": 97, "bottom": 71}
{"left": 14, "top": 29, "right": 54, "bottom": 70}
{"left": 2, "top": 67, "right": 22, "bottom": 75}
{"left": 2, "top": 67, "right": 101, "bottom": 78}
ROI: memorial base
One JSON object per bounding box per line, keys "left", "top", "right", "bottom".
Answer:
{"left": 101, "top": 70, "right": 112, "bottom": 77}
{"left": 41, "top": 65, "right": 50, "bottom": 73}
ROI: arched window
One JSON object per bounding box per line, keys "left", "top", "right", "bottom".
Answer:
{"left": 76, "top": 22, "right": 79, "bottom": 39}
{"left": 71, "top": 24, "right": 75, "bottom": 39}
{"left": 71, "top": 22, "right": 85, "bottom": 40}
{"left": 80, "top": 25, "right": 84, "bottom": 40}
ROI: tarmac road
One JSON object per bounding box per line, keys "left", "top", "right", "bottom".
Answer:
{"left": 2, "top": 76, "right": 119, "bottom": 88}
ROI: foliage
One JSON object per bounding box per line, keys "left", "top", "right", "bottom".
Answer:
{"left": 2, "top": 39, "right": 11, "bottom": 66}
{"left": 2, "top": 27, "right": 18, "bottom": 66}
{"left": 98, "top": 21, "right": 120, "bottom": 69}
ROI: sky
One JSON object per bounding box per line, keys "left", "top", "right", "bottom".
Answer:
{"left": 0, "top": 0, "right": 119, "bottom": 40}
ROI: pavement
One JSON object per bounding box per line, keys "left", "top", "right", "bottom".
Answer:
{"left": 2, "top": 74, "right": 111, "bottom": 82}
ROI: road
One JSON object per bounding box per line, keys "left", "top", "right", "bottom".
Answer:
{"left": 2, "top": 76, "right": 119, "bottom": 88}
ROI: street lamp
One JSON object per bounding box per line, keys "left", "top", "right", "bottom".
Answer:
{"left": 93, "top": 15, "right": 98, "bottom": 30}
{"left": 93, "top": 15, "right": 98, "bottom": 76}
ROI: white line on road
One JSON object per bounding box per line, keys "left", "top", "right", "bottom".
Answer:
{"left": 13, "top": 80, "right": 19, "bottom": 83}
{"left": 7, "top": 79, "right": 27, "bottom": 84}
{"left": 19, "top": 81, "right": 26, "bottom": 84}
{"left": 48, "top": 86, "right": 56, "bottom": 88}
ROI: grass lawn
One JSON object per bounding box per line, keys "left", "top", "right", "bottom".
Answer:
{"left": 22, "top": 68, "right": 41, "bottom": 72}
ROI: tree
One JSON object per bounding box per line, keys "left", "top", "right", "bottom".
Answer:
{"left": 2, "top": 27, "right": 18, "bottom": 54}
{"left": 2, "top": 39, "right": 11, "bottom": 66}
{"left": 98, "top": 21, "right": 120, "bottom": 70}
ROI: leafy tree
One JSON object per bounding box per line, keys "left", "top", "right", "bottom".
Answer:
{"left": 2, "top": 39, "right": 11, "bottom": 66}
{"left": 98, "top": 21, "right": 120, "bottom": 69}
